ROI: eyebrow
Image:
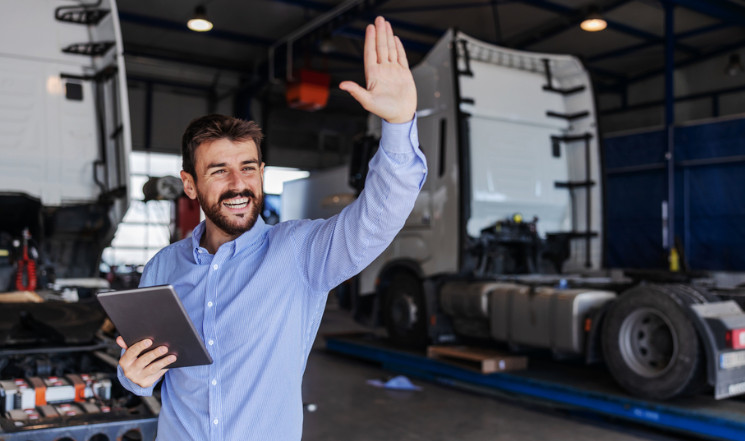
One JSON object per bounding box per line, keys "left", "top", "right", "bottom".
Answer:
{"left": 205, "top": 159, "right": 259, "bottom": 170}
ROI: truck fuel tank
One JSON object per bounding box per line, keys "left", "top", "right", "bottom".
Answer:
{"left": 489, "top": 285, "right": 615, "bottom": 355}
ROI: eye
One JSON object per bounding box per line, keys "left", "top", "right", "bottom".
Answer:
{"left": 212, "top": 169, "right": 226, "bottom": 175}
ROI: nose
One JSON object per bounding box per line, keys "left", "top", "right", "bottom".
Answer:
{"left": 227, "top": 168, "right": 245, "bottom": 190}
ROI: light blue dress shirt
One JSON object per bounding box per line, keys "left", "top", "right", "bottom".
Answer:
{"left": 118, "top": 117, "right": 426, "bottom": 440}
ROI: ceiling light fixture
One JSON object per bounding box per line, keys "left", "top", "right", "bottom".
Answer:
{"left": 725, "top": 53, "right": 744, "bottom": 76}
{"left": 187, "top": 5, "right": 213, "bottom": 32}
{"left": 581, "top": 7, "right": 607, "bottom": 32}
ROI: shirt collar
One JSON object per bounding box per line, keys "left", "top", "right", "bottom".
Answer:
{"left": 191, "top": 216, "right": 268, "bottom": 262}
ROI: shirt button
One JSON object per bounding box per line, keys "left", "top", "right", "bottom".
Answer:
{"left": 213, "top": 418, "right": 219, "bottom": 425}
{"left": 212, "top": 379, "right": 217, "bottom": 386}
{"left": 213, "top": 264, "right": 218, "bottom": 270}
{"left": 208, "top": 339, "right": 214, "bottom": 345}
{"left": 208, "top": 301, "right": 213, "bottom": 307}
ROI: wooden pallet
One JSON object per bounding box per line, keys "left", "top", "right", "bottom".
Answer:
{"left": 427, "top": 345, "right": 528, "bottom": 374}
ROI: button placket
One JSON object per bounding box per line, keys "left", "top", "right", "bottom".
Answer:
{"left": 205, "top": 255, "right": 221, "bottom": 439}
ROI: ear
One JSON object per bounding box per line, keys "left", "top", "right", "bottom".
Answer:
{"left": 180, "top": 170, "right": 198, "bottom": 200}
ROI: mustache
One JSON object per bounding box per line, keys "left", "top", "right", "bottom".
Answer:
{"left": 218, "top": 189, "right": 256, "bottom": 203}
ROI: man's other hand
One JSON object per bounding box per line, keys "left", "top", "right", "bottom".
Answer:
{"left": 339, "top": 16, "right": 416, "bottom": 124}
{"left": 117, "top": 337, "right": 176, "bottom": 388}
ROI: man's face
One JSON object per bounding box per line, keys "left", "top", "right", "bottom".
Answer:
{"left": 181, "top": 138, "right": 264, "bottom": 239}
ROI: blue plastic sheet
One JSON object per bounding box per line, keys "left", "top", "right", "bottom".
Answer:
{"left": 366, "top": 375, "right": 422, "bottom": 391}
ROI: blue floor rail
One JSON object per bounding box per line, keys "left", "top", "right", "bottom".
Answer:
{"left": 326, "top": 336, "right": 745, "bottom": 441}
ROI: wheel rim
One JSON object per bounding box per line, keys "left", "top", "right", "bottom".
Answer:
{"left": 391, "top": 292, "right": 418, "bottom": 332}
{"left": 618, "top": 307, "right": 679, "bottom": 378}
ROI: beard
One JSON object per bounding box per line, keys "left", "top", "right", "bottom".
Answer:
{"left": 197, "top": 188, "right": 264, "bottom": 237}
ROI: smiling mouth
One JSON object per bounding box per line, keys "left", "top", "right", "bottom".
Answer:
{"left": 223, "top": 197, "right": 249, "bottom": 209}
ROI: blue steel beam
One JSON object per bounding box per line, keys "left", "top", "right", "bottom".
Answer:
{"left": 587, "top": 22, "right": 732, "bottom": 63}
{"left": 588, "top": 41, "right": 659, "bottom": 63}
{"left": 629, "top": 36, "right": 745, "bottom": 84}
{"left": 124, "top": 45, "right": 253, "bottom": 72}
{"left": 677, "top": 22, "right": 732, "bottom": 39}
{"left": 334, "top": 28, "right": 432, "bottom": 54}
{"left": 666, "top": 0, "right": 745, "bottom": 29}
{"left": 271, "top": 0, "right": 443, "bottom": 37}
{"left": 382, "top": 1, "right": 502, "bottom": 14}
{"left": 514, "top": 0, "right": 699, "bottom": 55}
{"left": 508, "top": 0, "right": 632, "bottom": 48}
{"left": 600, "top": 83, "right": 745, "bottom": 115}
{"left": 664, "top": 2, "right": 675, "bottom": 253}
{"left": 118, "top": 11, "right": 272, "bottom": 46}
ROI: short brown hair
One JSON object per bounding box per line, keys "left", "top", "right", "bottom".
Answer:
{"left": 181, "top": 114, "right": 263, "bottom": 180}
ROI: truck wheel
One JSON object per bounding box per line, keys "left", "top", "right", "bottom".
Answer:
{"left": 382, "top": 271, "right": 428, "bottom": 348}
{"left": 601, "top": 285, "right": 706, "bottom": 400}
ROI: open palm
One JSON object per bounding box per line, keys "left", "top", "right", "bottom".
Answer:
{"left": 340, "top": 17, "right": 417, "bottom": 124}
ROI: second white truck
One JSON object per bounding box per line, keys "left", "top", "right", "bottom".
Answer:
{"left": 285, "top": 30, "right": 745, "bottom": 401}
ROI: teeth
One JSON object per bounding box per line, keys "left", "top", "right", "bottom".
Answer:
{"left": 224, "top": 198, "right": 249, "bottom": 208}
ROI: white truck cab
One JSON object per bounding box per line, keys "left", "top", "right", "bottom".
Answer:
{"left": 285, "top": 30, "right": 745, "bottom": 401}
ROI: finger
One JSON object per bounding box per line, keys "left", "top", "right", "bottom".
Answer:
{"left": 134, "top": 345, "right": 169, "bottom": 370}
{"left": 386, "top": 21, "right": 397, "bottom": 63}
{"left": 363, "top": 24, "right": 376, "bottom": 78}
{"left": 146, "top": 355, "right": 177, "bottom": 374}
{"left": 144, "top": 369, "right": 169, "bottom": 386}
{"left": 120, "top": 338, "right": 152, "bottom": 366}
{"left": 116, "top": 336, "right": 128, "bottom": 350}
{"left": 395, "top": 36, "right": 409, "bottom": 69}
{"left": 339, "top": 81, "right": 372, "bottom": 108}
{"left": 375, "top": 16, "right": 388, "bottom": 63}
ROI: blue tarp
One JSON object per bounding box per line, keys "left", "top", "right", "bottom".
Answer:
{"left": 604, "top": 118, "right": 745, "bottom": 271}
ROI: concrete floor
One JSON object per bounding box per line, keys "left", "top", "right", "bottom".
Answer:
{"left": 301, "top": 302, "right": 690, "bottom": 441}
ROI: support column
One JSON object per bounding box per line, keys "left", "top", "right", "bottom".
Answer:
{"left": 664, "top": 1, "right": 675, "bottom": 257}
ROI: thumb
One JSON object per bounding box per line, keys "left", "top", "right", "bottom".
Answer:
{"left": 116, "top": 336, "right": 128, "bottom": 350}
{"left": 339, "top": 81, "right": 371, "bottom": 109}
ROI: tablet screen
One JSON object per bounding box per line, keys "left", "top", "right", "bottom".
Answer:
{"left": 97, "top": 285, "right": 213, "bottom": 368}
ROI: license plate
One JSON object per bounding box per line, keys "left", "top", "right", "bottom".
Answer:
{"left": 720, "top": 351, "right": 745, "bottom": 369}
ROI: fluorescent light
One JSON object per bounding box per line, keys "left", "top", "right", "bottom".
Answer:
{"left": 581, "top": 12, "right": 607, "bottom": 32}
{"left": 187, "top": 6, "right": 213, "bottom": 32}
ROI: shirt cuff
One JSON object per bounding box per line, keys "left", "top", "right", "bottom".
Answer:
{"left": 379, "top": 114, "right": 419, "bottom": 155}
{"left": 117, "top": 353, "right": 156, "bottom": 396}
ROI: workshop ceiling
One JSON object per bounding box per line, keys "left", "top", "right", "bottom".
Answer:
{"left": 117, "top": 0, "right": 745, "bottom": 161}
{"left": 117, "top": 0, "right": 745, "bottom": 88}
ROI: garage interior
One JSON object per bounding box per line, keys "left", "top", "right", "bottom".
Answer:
{"left": 2, "top": 0, "right": 745, "bottom": 440}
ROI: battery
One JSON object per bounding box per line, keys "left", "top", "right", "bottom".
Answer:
{"left": 76, "top": 373, "right": 112, "bottom": 400}
{"left": 11, "top": 379, "right": 35, "bottom": 410}
{"left": 55, "top": 402, "right": 83, "bottom": 417}
{"left": 44, "top": 376, "right": 75, "bottom": 403}
{"left": 0, "top": 380, "right": 15, "bottom": 412}
{"left": 1, "top": 374, "right": 112, "bottom": 411}
{"left": 38, "top": 404, "right": 60, "bottom": 418}
{"left": 6, "top": 408, "right": 40, "bottom": 422}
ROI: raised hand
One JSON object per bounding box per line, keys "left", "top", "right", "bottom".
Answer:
{"left": 339, "top": 16, "right": 416, "bottom": 124}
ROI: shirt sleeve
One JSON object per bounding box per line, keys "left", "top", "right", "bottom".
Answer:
{"left": 116, "top": 259, "right": 160, "bottom": 396}
{"left": 292, "top": 115, "right": 427, "bottom": 292}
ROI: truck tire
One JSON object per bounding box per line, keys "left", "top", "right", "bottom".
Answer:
{"left": 601, "top": 285, "right": 706, "bottom": 400}
{"left": 382, "top": 271, "right": 428, "bottom": 348}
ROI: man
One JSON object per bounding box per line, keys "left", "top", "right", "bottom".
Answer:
{"left": 116, "top": 16, "right": 426, "bottom": 440}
